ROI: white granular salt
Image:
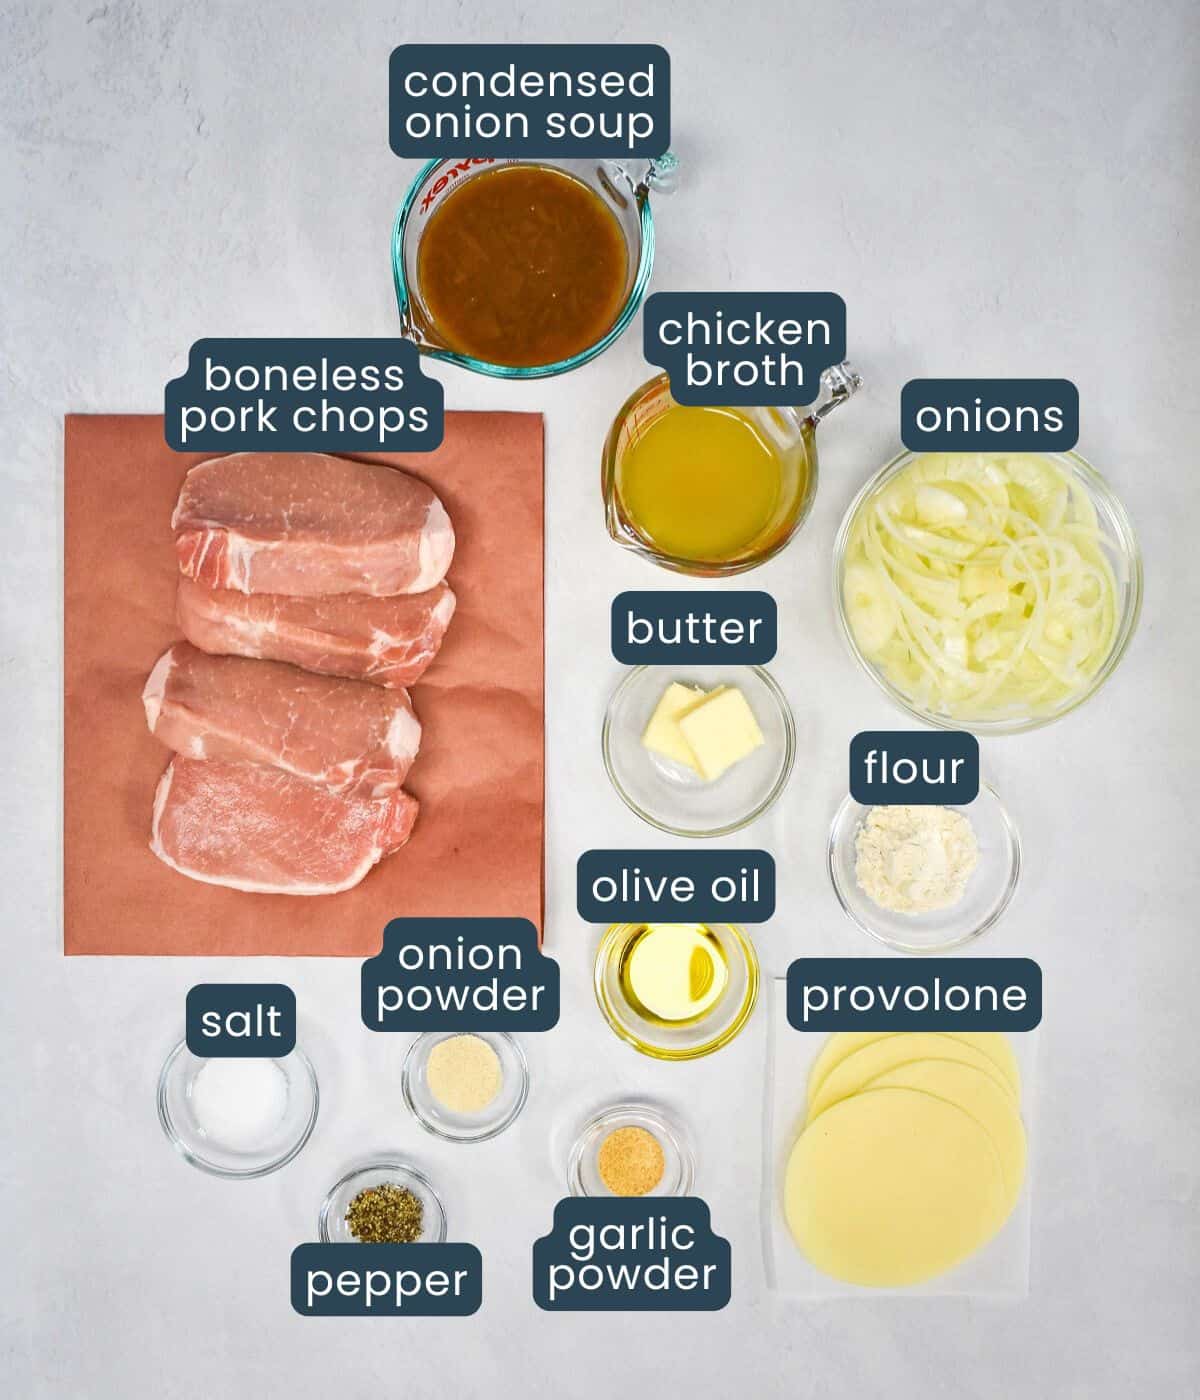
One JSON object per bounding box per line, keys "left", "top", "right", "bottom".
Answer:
{"left": 854, "top": 805, "right": 979, "bottom": 914}
{"left": 190, "top": 1057, "right": 289, "bottom": 1149}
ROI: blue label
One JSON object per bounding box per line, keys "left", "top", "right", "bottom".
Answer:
{"left": 901, "top": 379, "right": 1079, "bottom": 451}
{"left": 577, "top": 850, "right": 774, "bottom": 922}
{"left": 849, "top": 731, "right": 979, "bottom": 805}
{"left": 533, "top": 1198, "right": 730, "bottom": 1311}
{"left": 185, "top": 983, "right": 296, "bottom": 1057}
{"left": 643, "top": 292, "right": 846, "bottom": 406}
{"left": 361, "top": 918, "right": 559, "bottom": 1032}
{"left": 164, "top": 339, "right": 443, "bottom": 453}
{"left": 611, "top": 591, "right": 776, "bottom": 665}
{"left": 291, "top": 1244, "right": 482, "bottom": 1316}
{"left": 389, "top": 45, "right": 669, "bottom": 157}
{"left": 787, "top": 958, "right": 1042, "bottom": 1032}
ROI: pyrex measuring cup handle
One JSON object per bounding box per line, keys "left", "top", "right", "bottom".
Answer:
{"left": 638, "top": 150, "right": 680, "bottom": 197}
{"left": 811, "top": 361, "right": 863, "bottom": 422}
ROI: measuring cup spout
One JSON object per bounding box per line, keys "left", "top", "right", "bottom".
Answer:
{"left": 810, "top": 361, "right": 863, "bottom": 423}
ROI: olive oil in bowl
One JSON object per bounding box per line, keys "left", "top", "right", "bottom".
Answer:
{"left": 594, "top": 922, "right": 760, "bottom": 1060}
{"left": 617, "top": 923, "right": 731, "bottom": 1025}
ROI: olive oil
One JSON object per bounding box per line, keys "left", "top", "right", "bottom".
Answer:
{"left": 617, "top": 922, "right": 730, "bottom": 1025}
{"left": 614, "top": 404, "right": 787, "bottom": 563}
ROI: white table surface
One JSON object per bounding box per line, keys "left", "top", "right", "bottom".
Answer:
{"left": 3, "top": 2, "right": 1197, "bottom": 1396}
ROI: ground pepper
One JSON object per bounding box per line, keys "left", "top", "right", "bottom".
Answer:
{"left": 345, "top": 1183, "right": 424, "bottom": 1243}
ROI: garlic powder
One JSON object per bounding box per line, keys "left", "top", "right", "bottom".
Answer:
{"left": 854, "top": 805, "right": 979, "bottom": 914}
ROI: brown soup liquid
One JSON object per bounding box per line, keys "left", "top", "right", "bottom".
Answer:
{"left": 415, "top": 165, "right": 630, "bottom": 368}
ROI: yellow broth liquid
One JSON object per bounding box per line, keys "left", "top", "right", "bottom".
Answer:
{"left": 415, "top": 165, "right": 629, "bottom": 368}
{"left": 615, "top": 405, "right": 786, "bottom": 562}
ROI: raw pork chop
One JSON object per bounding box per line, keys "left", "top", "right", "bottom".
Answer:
{"left": 176, "top": 576, "right": 455, "bottom": 688}
{"left": 150, "top": 757, "right": 419, "bottom": 895}
{"left": 173, "top": 452, "right": 455, "bottom": 596}
{"left": 143, "top": 642, "right": 421, "bottom": 795}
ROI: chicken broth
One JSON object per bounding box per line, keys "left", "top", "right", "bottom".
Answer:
{"left": 414, "top": 164, "right": 630, "bottom": 368}
{"left": 615, "top": 404, "right": 789, "bottom": 563}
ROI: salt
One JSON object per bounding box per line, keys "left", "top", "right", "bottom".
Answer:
{"left": 190, "top": 1057, "right": 289, "bottom": 1148}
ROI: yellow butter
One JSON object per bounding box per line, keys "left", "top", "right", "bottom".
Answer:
{"left": 676, "top": 686, "right": 765, "bottom": 782}
{"left": 640, "top": 681, "right": 706, "bottom": 772}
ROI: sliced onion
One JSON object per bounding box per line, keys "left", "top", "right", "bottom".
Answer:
{"left": 842, "top": 454, "right": 1122, "bottom": 721}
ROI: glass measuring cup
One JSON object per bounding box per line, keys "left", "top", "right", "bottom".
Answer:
{"left": 601, "top": 363, "right": 862, "bottom": 576}
{"left": 392, "top": 153, "right": 678, "bottom": 379}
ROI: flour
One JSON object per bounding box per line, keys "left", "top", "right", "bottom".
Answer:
{"left": 854, "top": 805, "right": 979, "bottom": 914}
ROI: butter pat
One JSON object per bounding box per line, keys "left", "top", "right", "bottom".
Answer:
{"left": 677, "top": 686, "right": 765, "bottom": 781}
{"left": 641, "top": 682, "right": 706, "bottom": 772}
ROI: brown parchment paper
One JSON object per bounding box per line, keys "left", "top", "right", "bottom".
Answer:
{"left": 64, "top": 415, "right": 544, "bottom": 955}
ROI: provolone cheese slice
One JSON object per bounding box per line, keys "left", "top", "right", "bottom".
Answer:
{"left": 806, "top": 1033, "right": 1015, "bottom": 1123}
{"left": 864, "top": 1061, "right": 1027, "bottom": 1205}
{"left": 784, "top": 1087, "right": 1008, "bottom": 1287}
{"left": 806, "top": 1030, "right": 1021, "bottom": 1106}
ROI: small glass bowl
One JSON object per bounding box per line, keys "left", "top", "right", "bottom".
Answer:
{"left": 832, "top": 448, "right": 1142, "bottom": 734}
{"left": 401, "top": 1031, "right": 529, "bottom": 1143}
{"left": 156, "top": 1040, "right": 319, "bottom": 1179}
{"left": 318, "top": 1161, "right": 448, "bottom": 1244}
{"left": 594, "top": 922, "right": 760, "bottom": 1060}
{"left": 602, "top": 665, "right": 796, "bottom": 837}
{"left": 568, "top": 1102, "right": 695, "bottom": 1197}
{"left": 827, "top": 783, "right": 1021, "bottom": 954}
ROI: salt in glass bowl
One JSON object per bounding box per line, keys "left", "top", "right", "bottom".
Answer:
{"left": 156, "top": 1039, "right": 319, "bottom": 1180}
{"left": 827, "top": 782, "right": 1021, "bottom": 954}
{"left": 401, "top": 1031, "right": 529, "bottom": 1143}
{"left": 318, "top": 1160, "right": 448, "bottom": 1243}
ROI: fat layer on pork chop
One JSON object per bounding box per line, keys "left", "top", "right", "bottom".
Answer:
{"left": 150, "top": 757, "right": 419, "bottom": 895}
{"left": 173, "top": 452, "right": 455, "bottom": 596}
{"left": 143, "top": 642, "right": 421, "bottom": 795}
{"left": 175, "top": 576, "right": 455, "bottom": 688}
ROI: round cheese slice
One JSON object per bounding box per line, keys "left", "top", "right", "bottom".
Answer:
{"left": 806, "top": 1033, "right": 1015, "bottom": 1123}
{"left": 806, "top": 1030, "right": 1021, "bottom": 1107}
{"left": 784, "top": 1087, "right": 1009, "bottom": 1287}
{"left": 864, "top": 1060, "right": 1027, "bottom": 1206}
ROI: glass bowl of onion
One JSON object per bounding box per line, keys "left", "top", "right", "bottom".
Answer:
{"left": 833, "top": 449, "right": 1142, "bottom": 734}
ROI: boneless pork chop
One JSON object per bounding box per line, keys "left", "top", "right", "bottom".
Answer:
{"left": 173, "top": 452, "right": 455, "bottom": 596}
{"left": 143, "top": 642, "right": 421, "bottom": 795}
{"left": 150, "top": 757, "right": 419, "bottom": 895}
{"left": 176, "top": 576, "right": 455, "bottom": 689}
